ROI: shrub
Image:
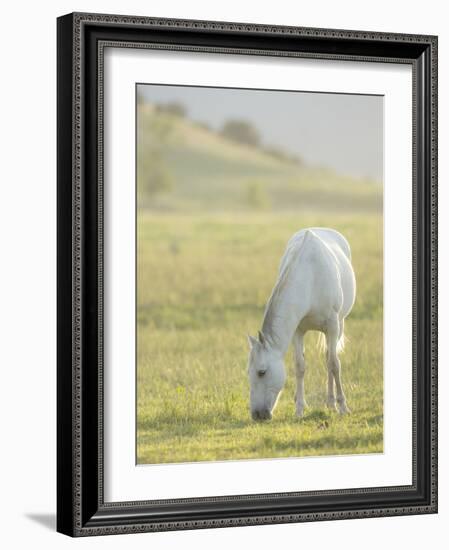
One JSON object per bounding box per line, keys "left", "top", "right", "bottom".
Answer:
{"left": 221, "top": 119, "right": 260, "bottom": 147}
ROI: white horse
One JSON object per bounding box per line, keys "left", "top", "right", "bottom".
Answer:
{"left": 247, "top": 228, "right": 356, "bottom": 421}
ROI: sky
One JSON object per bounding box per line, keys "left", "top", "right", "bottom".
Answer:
{"left": 138, "top": 84, "right": 383, "bottom": 182}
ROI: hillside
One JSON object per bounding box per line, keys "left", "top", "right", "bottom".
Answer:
{"left": 137, "top": 104, "right": 382, "bottom": 213}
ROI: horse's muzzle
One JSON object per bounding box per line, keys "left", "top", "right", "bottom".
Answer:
{"left": 252, "top": 409, "right": 272, "bottom": 421}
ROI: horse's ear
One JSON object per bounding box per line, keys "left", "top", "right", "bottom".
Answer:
{"left": 247, "top": 334, "right": 259, "bottom": 350}
{"left": 258, "top": 330, "right": 268, "bottom": 347}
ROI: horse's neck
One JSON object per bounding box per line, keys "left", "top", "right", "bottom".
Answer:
{"left": 261, "top": 272, "right": 302, "bottom": 356}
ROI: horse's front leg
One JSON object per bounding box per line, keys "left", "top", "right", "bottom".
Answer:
{"left": 293, "top": 330, "right": 307, "bottom": 417}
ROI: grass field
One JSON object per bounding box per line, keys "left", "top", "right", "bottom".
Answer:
{"left": 137, "top": 211, "right": 383, "bottom": 464}
{"left": 136, "top": 100, "right": 383, "bottom": 464}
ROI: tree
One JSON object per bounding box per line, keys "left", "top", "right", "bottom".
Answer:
{"left": 155, "top": 102, "right": 187, "bottom": 118}
{"left": 221, "top": 119, "right": 260, "bottom": 147}
{"left": 139, "top": 151, "right": 173, "bottom": 198}
{"left": 245, "top": 180, "right": 270, "bottom": 210}
{"left": 137, "top": 111, "right": 175, "bottom": 203}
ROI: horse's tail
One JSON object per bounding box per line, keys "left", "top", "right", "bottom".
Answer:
{"left": 336, "top": 332, "right": 346, "bottom": 353}
{"left": 316, "top": 326, "right": 346, "bottom": 354}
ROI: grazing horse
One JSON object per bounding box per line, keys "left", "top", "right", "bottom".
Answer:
{"left": 247, "top": 228, "right": 356, "bottom": 421}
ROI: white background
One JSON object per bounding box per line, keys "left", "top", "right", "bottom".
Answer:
{"left": 0, "top": 1, "right": 445, "bottom": 548}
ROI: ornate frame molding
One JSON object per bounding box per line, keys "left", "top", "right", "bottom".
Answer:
{"left": 57, "top": 12, "right": 438, "bottom": 537}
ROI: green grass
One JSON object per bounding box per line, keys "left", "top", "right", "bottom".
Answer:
{"left": 137, "top": 212, "right": 383, "bottom": 464}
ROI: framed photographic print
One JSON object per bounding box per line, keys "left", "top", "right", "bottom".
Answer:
{"left": 57, "top": 12, "right": 438, "bottom": 536}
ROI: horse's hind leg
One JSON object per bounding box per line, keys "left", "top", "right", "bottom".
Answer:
{"left": 293, "top": 330, "right": 307, "bottom": 417}
{"left": 326, "top": 316, "right": 350, "bottom": 414}
{"left": 326, "top": 362, "right": 337, "bottom": 412}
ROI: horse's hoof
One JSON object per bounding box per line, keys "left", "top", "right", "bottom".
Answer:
{"left": 338, "top": 403, "right": 351, "bottom": 415}
{"left": 295, "top": 400, "right": 307, "bottom": 418}
{"left": 326, "top": 400, "right": 337, "bottom": 412}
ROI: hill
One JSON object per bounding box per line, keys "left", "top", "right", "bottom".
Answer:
{"left": 137, "top": 104, "right": 382, "bottom": 213}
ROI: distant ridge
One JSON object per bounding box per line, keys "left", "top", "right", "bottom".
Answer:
{"left": 137, "top": 104, "right": 382, "bottom": 213}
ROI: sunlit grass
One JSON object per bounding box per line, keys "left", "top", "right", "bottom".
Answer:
{"left": 137, "top": 212, "right": 383, "bottom": 464}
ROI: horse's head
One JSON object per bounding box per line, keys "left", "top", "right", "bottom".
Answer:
{"left": 247, "top": 331, "right": 286, "bottom": 421}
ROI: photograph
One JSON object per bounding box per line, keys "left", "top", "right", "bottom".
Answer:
{"left": 136, "top": 84, "right": 384, "bottom": 465}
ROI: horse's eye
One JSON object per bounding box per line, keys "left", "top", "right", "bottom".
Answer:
{"left": 257, "top": 369, "right": 267, "bottom": 378}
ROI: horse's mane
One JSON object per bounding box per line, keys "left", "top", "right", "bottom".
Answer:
{"left": 261, "top": 236, "right": 306, "bottom": 334}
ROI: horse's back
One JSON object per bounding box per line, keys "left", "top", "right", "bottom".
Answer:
{"left": 286, "top": 227, "right": 351, "bottom": 261}
{"left": 283, "top": 228, "right": 356, "bottom": 320}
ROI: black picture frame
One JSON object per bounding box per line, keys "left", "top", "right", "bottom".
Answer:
{"left": 57, "top": 12, "right": 438, "bottom": 537}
